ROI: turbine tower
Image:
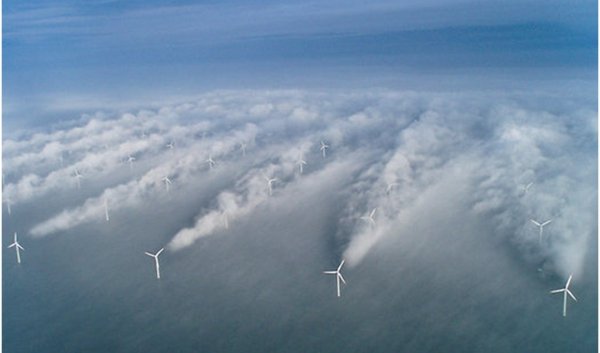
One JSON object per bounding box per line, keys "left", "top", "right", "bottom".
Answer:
{"left": 323, "top": 260, "right": 346, "bottom": 297}
{"left": 320, "top": 141, "right": 329, "bottom": 158}
{"left": 550, "top": 274, "right": 577, "bottom": 317}
{"left": 7, "top": 232, "right": 24, "bottom": 264}
{"left": 145, "top": 248, "right": 164, "bottom": 279}
{"left": 4, "top": 196, "right": 11, "bottom": 216}
{"left": 222, "top": 211, "right": 229, "bottom": 229}
{"left": 530, "top": 219, "right": 552, "bottom": 243}
{"left": 104, "top": 197, "right": 110, "bottom": 221}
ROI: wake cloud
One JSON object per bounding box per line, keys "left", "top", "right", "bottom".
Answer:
{"left": 4, "top": 89, "right": 596, "bottom": 280}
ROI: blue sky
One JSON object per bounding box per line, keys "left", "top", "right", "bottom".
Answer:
{"left": 3, "top": 0, "right": 597, "bottom": 127}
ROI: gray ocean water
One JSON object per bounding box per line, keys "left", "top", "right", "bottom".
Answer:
{"left": 3, "top": 166, "right": 597, "bottom": 353}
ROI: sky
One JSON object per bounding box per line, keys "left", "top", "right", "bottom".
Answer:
{"left": 3, "top": 0, "right": 597, "bottom": 130}
{"left": 2, "top": 1, "right": 598, "bottom": 353}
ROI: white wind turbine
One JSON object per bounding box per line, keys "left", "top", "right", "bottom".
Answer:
{"left": 240, "top": 142, "right": 247, "bottom": 156}
{"left": 127, "top": 155, "right": 136, "bottom": 170}
{"left": 7, "top": 232, "right": 24, "bottom": 264}
{"left": 162, "top": 176, "right": 172, "bottom": 192}
{"left": 4, "top": 196, "right": 12, "bottom": 216}
{"left": 206, "top": 156, "right": 216, "bottom": 170}
{"left": 145, "top": 248, "right": 164, "bottom": 279}
{"left": 360, "top": 208, "right": 377, "bottom": 227}
{"left": 386, "top": 182, "right": 399, "bottom": 195}
{"left": 323, "top": 260, "right": 346, "bottom": 297}
{"left": 296, "top": 156, "right": 307, "bottom": 174}
{"left": 73, "top": 168, "right": 83, "bottom": 189}
{"left": 550, "top": 274, "right": 577, "bottom": 317}
{"left": 320, "top": 141, "right": 329, "bottom": 158}
{"left": 530, "top": 218, "right": 552, "bottom": 243}
{"left": 104, "top": 197, "right": 110, "bottom": 221}
{"left": 265, "top": 177, "right": 277, "bottom": 196}
{"left": 222, "top": 211, "right": 229, "bottom": 229}
{"left": 166, "top": 141, "right": 175, "bottom": 150}
{"left": 521, "top": 182, "right": 534, "bottom": 195}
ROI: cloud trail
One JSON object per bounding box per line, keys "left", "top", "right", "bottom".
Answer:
{"left": 5, "top": 89, "right": 595, "bottom": 280}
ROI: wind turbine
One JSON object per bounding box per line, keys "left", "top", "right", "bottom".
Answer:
{"left": 7, "top": 232, "right": 24, "bottom": 264}
{"left": 323, "top": 260, "right": 346, "bottom": 297}
{"left": 386, "top": 182, "right": 399, "bottom": 195}
{"left": 530, "top": 219, "right": 552, "bottom": 243}
{"left": 296, "top": 156, "right": 307, "bottom": 174}
{"left": 521, "top": 182, "right": 534, "bottom": 195}
{"left": 127, "top": 155, "right": 136, "bottom": 170}
{"left": 73, "top": 168, "right": 83, "bottom": 189}
{"left": 162, "top": 176, "right": 172, "bottom": 192}
{"left": 265, "top": 177, "right": 277, "bottom": 196}
{"left": 240, "top": 142, "right": 247, "bottom": 156}
{"left": 145, "top": 248, "right": 164, "bottom": 279}
{"left": 320, "top": 141, "right": 329, "bottom": 158}
{"left": 360, "top": 208, "right": 377, "bottom": 227}
{"left": 4, "top": 196, "right": 11, "bottom": 216}
{"left": 104, "top": 197, "right": 110, "bottom": 221}
{"left": 206, "top": 156, "right": 216, "bottom": 170}
{"left": 550, "top": 274, "right": 577, "bottom": 317}
{"left": 166, "top": 141, "right": 175, "bottom": 150}
{"left": 222, "top": 211, "right": 229, "bottom": 229}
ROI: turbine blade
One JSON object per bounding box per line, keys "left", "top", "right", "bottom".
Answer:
{"left": 337, "top": 259, "right": 345, "bottom": 271}
{"left": 530, "top": 219, "right": 541, "bottom": 226}
{"left": 145, "top": 252, "right": 154, "bottom": 257}
{"left": 370, "top": 208, "right": 377, "bottom": 218}
{"left": 17, "top": 244, "right": 24, "bottom": 250}
{"left": 7, "top": 243, "right": 16, "bottom": 248}
{"left": 156, "top": 248, "right": 164, "bottom": 256}
{"left": 550, "top": 289, "right": 565, "bottom": 294}
{"left": 567, "top": 289, "right": 577, "bottom": 301}
{"left": 323, "top": 271, "right": 337, "bottom": 274}
{"left": 338, "top": 273, "right": 347, "bottom": 284}
{"left": 565, "top": 275, "right": 572, "bottom": 289}
{"left": 542, "top": 220, "right": 552, "bottom": 226}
